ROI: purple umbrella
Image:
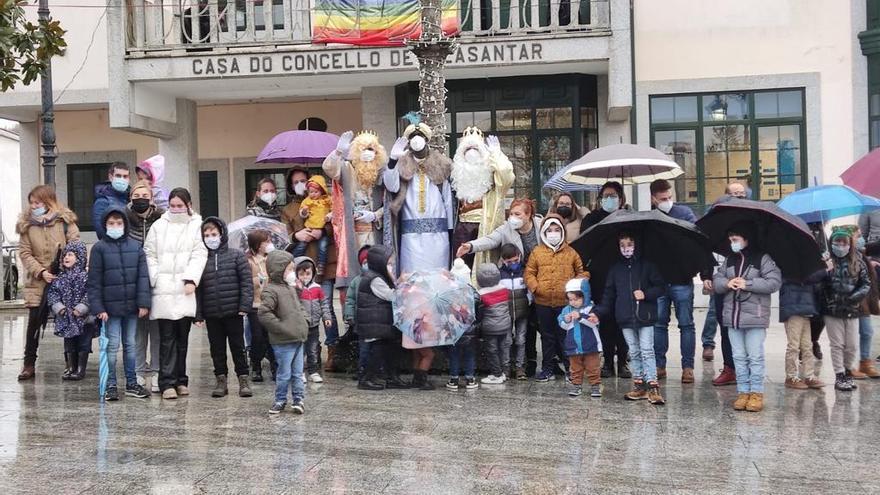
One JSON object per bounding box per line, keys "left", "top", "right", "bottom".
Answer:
{"left": 841, "top": 148, "right": 880, "bottom": 197}
{"left": 256, "top": 130, "right": 340, "bottom": 164}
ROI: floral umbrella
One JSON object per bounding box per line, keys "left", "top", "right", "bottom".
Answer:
{"left": 392, "top": 270, "right": 475, "bottom": 348}
{"left": 227, "top": 215, "right": 291, "bottom": 252}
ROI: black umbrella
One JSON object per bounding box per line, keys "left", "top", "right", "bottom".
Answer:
{"left": 35, "top": 246, "right": 62, "bottom": 336}
{"left": 696, "top": 197, "right": 824, "bottom": 282}
{"left": 572, "top": 209, "right": 714, "bottom": 284}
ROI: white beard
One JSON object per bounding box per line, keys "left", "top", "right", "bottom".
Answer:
{"left": 451, "top": 150, "right": 494, "bottom": 203}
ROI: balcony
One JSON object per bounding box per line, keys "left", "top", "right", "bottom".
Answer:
{"left": 125, "top": 0, "right": 611, "bottom": 55}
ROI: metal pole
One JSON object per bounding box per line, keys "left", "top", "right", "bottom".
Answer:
{"left": 38, "top": 0, "right": 57, "bottom": 189}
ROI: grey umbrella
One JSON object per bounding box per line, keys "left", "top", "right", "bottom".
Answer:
{"left": 552, "top": 144, "right": 683, "bottom": 187}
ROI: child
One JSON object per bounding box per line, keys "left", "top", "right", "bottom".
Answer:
{"left": 292, "top": 175, "right": 332, "bottom": 275}
{"left": 258, "top": 250, "right": 310, "bottom": 414}
{"left": 195, "top": 217, "right": 254, "bottom": 398}
{"left": 779, "top": 267, "right": 828, "bottom": 390}
{"left": 246, "top": 230, "right": 277, "bottom": 382}
{"left": 499, "top": 243, "right": 530, "bottom": 380}
{"left": 524, "top": 214, "right": 589, "bottom": 382}
{"left": 136, "top": 154, "right": 169, "bottom": 210}
{"left": 589, "top": 233, "right": 666, "bottom": 405}
{"left": 87, "top": 208, "right": 152, "bottom": 401}
{"left": 559, "top": 278, "right": 601, "bottom": 397}
{"left": 446, "top": 264, "right": 479, "bottom": 390}
{"left": 343, "top": 245, "right": 372, "bottom": 381}
{"left": 713, "top": 223, "right": 781, "bottom": 411}
{"left": 293, "top": 256, "right": 333, "bottom": 383}
{"left": 823, "top": 226, "right": 871, "bottom": 391}
{"left": 476, "top": 263, "right": 512, "bottom": 384}
{"left": 48, "top": 240, "right": 92, "bottom": 381}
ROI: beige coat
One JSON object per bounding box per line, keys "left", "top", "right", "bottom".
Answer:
{"left": 16, "top": 209, "right": 80, "bottom": 308}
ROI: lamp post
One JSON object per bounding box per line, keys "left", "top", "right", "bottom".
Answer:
{"left": 38, "top": 0, "right": 57, "bottom": 189}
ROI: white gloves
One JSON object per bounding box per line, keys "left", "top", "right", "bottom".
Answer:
{"left": 486, "top": 135, "right": 501, "bottom": 154}
{"left": 389, "top": 137, "right": 409, "bottom": 160}
{"left": 355, "top": 211, "right": 376, "bottom": 224}
{"left": 336, "top": 130, "right": 354, "bottom": 156}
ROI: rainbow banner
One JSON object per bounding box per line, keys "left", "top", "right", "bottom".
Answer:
{"left": 312, "top": 0, "right": 460, "bottom": 47}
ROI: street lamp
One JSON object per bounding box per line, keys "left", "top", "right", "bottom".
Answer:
{"left": 38, "top": 0, "right": 57, "bottom": 189}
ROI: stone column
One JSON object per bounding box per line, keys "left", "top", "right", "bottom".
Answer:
{"left": 158, "top": 99, "right": 200, "bottom": 211}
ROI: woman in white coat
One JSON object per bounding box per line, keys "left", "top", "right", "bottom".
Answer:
{"left": 144, "top": 188, "right": 208, "bottom": 400}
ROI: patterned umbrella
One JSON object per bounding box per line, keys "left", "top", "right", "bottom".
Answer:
{"left": 98, "top": 322, "right": 109, "bottom": 402}
{"left": 392, "top": 270, "right": 475, "bottom": 348}
{"left": 227, "top": 216, "right": 291, "bottom": 252}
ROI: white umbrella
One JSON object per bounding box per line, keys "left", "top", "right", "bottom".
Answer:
{"left": 553, "top": 144, "right": 682, "bottom": 187}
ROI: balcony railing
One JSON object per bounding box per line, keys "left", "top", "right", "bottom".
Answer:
{"left": 125, "top": 0, "right": 610, "bottom": 53}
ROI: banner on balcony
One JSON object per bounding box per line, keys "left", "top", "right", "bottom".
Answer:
{"left": 312, "top": 0, "right": 459, "bottom": 47}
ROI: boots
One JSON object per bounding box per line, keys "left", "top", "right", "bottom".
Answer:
{"left": 385, "top": 374, "right": 411, "bottom": 389}
{"left": 17, "top": 364, "right": 35, "bottom": 381}
{"left": 238, "top": 375, "right": 253, "bottom": 397}
{"left": 712, "top": 366, "right": 737, "bottom": 386}
{"left": 600, "top": 358, "right": 615, "bottom": 378}
{"left": 850, "top": 367, "right": 867, "bottom": 380}
{"left": 647, "top": 381, "right": 665, "bottom": 405}
{"left": 733, "top": 393, "right": 750, "bottom": 411}
{"left": 859, "top": 359, "right": 880, "bottom": 379}
{"left": 617, "top": 361, "right": 632, "bottom": 379}
{"left": 745, "top": 393, "right": 764, "bottom": 412}
{"left": 324, "top": 346, "right": 339, "bottom": 372}
{"left": 411, "top": 370, "right": 435, "bottom": 391}
{"left": 62, "top": 352, "right": 77, "bottom": 380}
{"left": 624, "top": 380, "right": 647, "bottom": 400}
{"left": 212, "top": 375, "right": 228, "bottom": 397}
{"left": 70, "top": 352, "right": 89, "bottom": 381}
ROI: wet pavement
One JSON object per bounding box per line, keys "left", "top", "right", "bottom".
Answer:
{"left": 1, "top": 309, "right": 879, "bottom": 494}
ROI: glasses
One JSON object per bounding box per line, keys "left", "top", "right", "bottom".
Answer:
{"left": 601, "top": 194, "right": 619, "bottom": 200}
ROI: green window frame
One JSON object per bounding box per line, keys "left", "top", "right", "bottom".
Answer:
{"left": 649, "top": 89, "right": 807, "bottom": 214}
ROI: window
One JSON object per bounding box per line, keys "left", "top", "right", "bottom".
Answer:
{"left": 199, "top": 171, "right": 219, "bottom": 218}
{"left": 650, "top": 89, "right": 807, "bottom": 212}
{"left": 298, "top": 117, "right": 328, "bottom": 132}
{"left": 870, "top": 55, "right": 880, "bottom": 150}
{"left": 67, "top": 163, "right": 112, "bottom": 232}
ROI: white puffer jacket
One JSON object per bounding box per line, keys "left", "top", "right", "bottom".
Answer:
{"left": 144, "top": 211, "right": 208, "bottom": 320}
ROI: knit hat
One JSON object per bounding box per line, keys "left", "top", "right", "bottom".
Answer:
{"left": 450, "top": 258, "right": 472, "bottom": 284}
{"left": 475, "top": 263, "right": 501, "bottom": 289}
{"left": 830, "top": 225, "right": 856, "bottom": 242}
{"left": 130, "top": 179, "right": 153, "bottom": 199}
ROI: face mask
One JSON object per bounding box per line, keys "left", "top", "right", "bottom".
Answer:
{"left": 410, "top": 136, "right": 426, "bottom": 152}
{"left": 832, "top": 244, "right": 850, "bottom": 258}
{"left": 361, "top": 150, "right": 376, "bottom": 162}
{"left": 504, "top": 261, "right": 522, "bottom": 272}
{"left": 204, "top": 237, "right": 221, "bottom": 250}
{"left": 545, "top": 232, "right": 563, "bottom": 246}
{"left": 362, "top": 262, "right": 369, "bottom": 271}
{"left": 131, "top": 198, "right": 151, "bottom": 214}
{"left": 284, "top": 272, "right": 298, "bottom": 286}
{"left": 260, "top": 192, "right": 276, "bottom": 205}
{"left": 730, "top": 241, "right": 743, "bottom": 253}
{"left": 556, "top": 206, "right": 573, "bottom": 218}
{"left": 464, "top": 148, "right": 481, "bottom": 164}
{"left": 106, "top": 227, "right": 125, "bottom": 240}
{"left": 293, "top": 182, "right": 307, "bottom": 197}
{"left": 657, "top": 200, "right": 674, "bottom": 213}
{"left": 263, "top": 243, "right": 275, "bottom": 254}
{"left": 620, "top": 246, "right": 634, "bottom": 258}
{"left": 31, "top": 206, "right": 47, "bottom": 217}
{"left": 856, "top": 237, "right": 866, "bottom": 250}
{"left": 112, "top": 177, "right": 129, "bottom": 193}
{"left": 508, "top": 216, "right": 524, "bottom": 230}
{"left": 600, "top": 197, "right": 619, "bottom": 213}
{"left": 169, "top": 207, "right": 188, "bottom": 215}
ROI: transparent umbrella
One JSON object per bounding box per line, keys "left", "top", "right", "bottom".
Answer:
{"left": 392, "top": 270, "right": 476, "bottom": 348}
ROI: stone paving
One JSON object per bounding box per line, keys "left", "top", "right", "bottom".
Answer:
{"left": 1, "top": 309, "right": 879, "bottom": 494}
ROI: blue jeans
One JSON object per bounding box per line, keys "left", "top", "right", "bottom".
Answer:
{"left": 728, "top": 327, "right": 766, "bottom": 393}
{"left": 321, "top": 279, "right": 339, "bottom": 347}
{"left": 654, "top": 284, "right": 696, "bottom": 369}
{"left": 859, "top": 316, "right": 873, "bottom": 361}
{"left": 622, "top": 326, "right": 657, "bottom": 382}
{"left": 106, "top": 315, "right": 138, "bottom": 388}
{"left": 272, "top": 342, "right": 305, "bottom": 404}
{"left": 701, "top": 293, "right": 718, "bottom": 348}
{"left": 447, "top": 338, "right": 476, "bottom": 378}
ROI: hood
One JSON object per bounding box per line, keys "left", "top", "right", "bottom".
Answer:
{"left": 60, "top": 240, "right": 88, "bottom": 272}
{"left": 101, "top": 206, "right": 131, "bottom": 239}
{"left": 476, "top": 263, "right": 501, "bottom": 289}
{"left": 285, "top": 166, "right": 310, "bottom": 198}
{"left": 306, "top": 175, "right": 329, "bottom": 196}
{"left": 201, "top": 216, "right": 229, "bottom": 250}
{"left": 366, "top": 245, "right": 394, "bottom": 285}
{"left": 293, "top": 256, "right": 316, "bottom": 285}
{"left": 16, "top": 207, "right": 77, "bottom": 235}
{"left": 539, "top": 214, "right": 567, "bottom": 252}
{"left": 137, "top": 154, "right": 165, "bottom": 186}
{"left": 266, "top": 250, "right": 294, "bottom": 283}
{"left": 95, "top": 181, "right": 129, "bottom": 200}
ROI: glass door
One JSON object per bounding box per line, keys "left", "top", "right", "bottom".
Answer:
{"left": 754, "top": 124, "right": 804, "bottom": 200}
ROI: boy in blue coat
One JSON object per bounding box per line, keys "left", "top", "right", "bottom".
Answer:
{"left": 558, "top": 278, "right": 601, "bottom": 397}
{"left": 87, "top": 207, "right": 152, "bottom": 401}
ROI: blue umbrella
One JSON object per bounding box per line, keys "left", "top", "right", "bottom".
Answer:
{"left": 777, "top": 185, "right": 880, "bottom": 223}
{"left": 543, "top": 174, "right": 600, "bottom": 193}
{"left": 98, "top": 322, "right": 109, "bottom": 402}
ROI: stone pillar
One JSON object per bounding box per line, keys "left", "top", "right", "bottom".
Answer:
{"left": 158, "top": 99, "right": 200, "bottom": 211}
{"left": 361, "top": 87, "right": 398, "bottom": 144}
{"left": 19, "top": 121, "right": 41, "bottom": 200}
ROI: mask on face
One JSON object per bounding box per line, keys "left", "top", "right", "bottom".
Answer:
{"left": 293, "top": 182, "right": 307, "bottom": 197}
{"left": 508, "top": 216, "right": 524, "bottom": 230}
{"left": 504, "top": 261, "right": 522, "bottom": 272}
{"left": 856, "top": 237, "right": 866, "bottom": 250}
{"left": 361, "top": 262, "right": 369, "bottom": 271}
{"left": 106, "top": 227, "right": 125, "bottom": 240}
{"left": 600, "top": 197, "right": 619, "bottom": 213}
{"left": 111, "top": 177, "right": 129, "bottom": 193}
{"left": 545, "top": 232, "right": 563, "bottom": 246}
{"left": 730, "top": 241, "right": 744, "bottom": 253}
{"left": 204, "top": 237, "right": 221, "bottom": 250}
{"left": 31, "top": 206, "right": 47, "bottom": 217}
{"left": 410, "top": 136, "right": 427, "bottom": 152}
{"left": 620, "top": 246, "right": 634, "bottom": 258}
{"left": 260, "top": 192, "right": 276, "bottom": 205}
{"left": 131, "top": 198, "right": 151, "bottom": 214}
{"left": 832, "top": 244, "right": 850, "bottom": 258}
{"left": 464, "top": 148, "right": 481, "bottom": 164}
{"left": 284, "top": 271, "right": 298, "bottom": 286}
{"left": 657, "top": 200, "right": 674, "bottom": 213}
{"left": 361, "top": 150, "right": 376, "bottom": 162}
{"left": 263, "top": 243, "right": 275, "bottom": 254}
{"left": 556, "top": 206, "right": 573, "bottom": 218}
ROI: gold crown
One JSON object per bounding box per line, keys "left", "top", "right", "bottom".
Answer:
{"left": 462, "top": 126, "right": 484, "bottom": 139}
{"left": 355, "top": 129, "right": 379, "bottom": 139}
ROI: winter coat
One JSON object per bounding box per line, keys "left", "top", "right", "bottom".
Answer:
{"left": 714, "top": 250, "right": 782, "bottom": 329}
{"left": 822, "top": 255, "right": 871, "bottom": 319}
{"left": 547, "top": 199, "right": 589, "bottom": 244}
{"left": 859, "top": 252, "right": 880, "bottom": 317}
{"left": 593, "top": 255, "right": 665, "bottom": 328}
{"left": 195, "top": 217, "right": 254, "bottom": 320}
{"left": 655, "top": 203, "right": 697, "bottom": 223}
{"left": 477, "top": 285, "right": 512, "bottom": 336}
{"left": 281, "top": 188, "right": 339, "bottom": 284}
{"left": 469, "top": 216, "right": 543, "bottom": 264}
{"left": 92, "top": 182, "right": 130, "bottom": 240}
{"left": 558, "top": 303, "right": 602, "bottom": 356}
{"left": 47, "top": 240, "right": 90, "bottom": 338}
{"left": 499, "top": 262, "right": 530, "bottom": 321}
{"left": 144, "top": 210, "right": 208, "bottom": 320}
{"left": 87, "top": 208, "right": 152, "bottom": 317}
{"left": 859, "top": 209, "right": 880, "bottom": 243}
{"left": 136, "top": 155, "right": 169, "bottom": 209}
{"left": 258, "top": 250, "right": 310, "bottom": 344}
{"left": 247, "top": 201, "right": 281, "bottom": 221}
{"left": 292, "top": 256, "right": 332, "bottom": 327}
{"left": 247, "top": 251, "right": 268, "bottom": 310}
{"left": 779, "top": 269, "right": 827, "bottom": 322}
{"left": 343, "top": 274, "right": 362, "bottom": 324}
{"left": 127, "top": 205, "right": 164, "bottom": 244}
{"left": 356, "top": 246, "right": 398, "bottom": 340}
{"left": 16, "top": 208, "right": 79, "bottom": 308}
{"left": 524, "top": 216, "right": 589, "bottom": 308}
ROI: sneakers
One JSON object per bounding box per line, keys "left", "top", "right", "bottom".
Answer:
{"left": 309, "top": 372, "right": 324, "bottom": 383}
{"left": 481, "top": 374, "right": 505, "bottom": 385}
{"left": 535, "top": 370, "right": 555, "bottom": 382}
{"left": 291, "top": 399, "right": 305, "bottom": 414}
{"left": 464, "top": 377, "right": 479, "bottom": 389}
{"left": 176, "top": 385, "right": 190, "bottom": 396}
{"left": 568, "top": 385, "right": 582, "bottom": 397}
{"left": 656, "top": 367, "right": 667, "bottom": 379}
{"left": 834, "top": 372, "right": 852, "bottom": 391}
{"left": 357, "top": 379, "right": 385, "bottom": 391}
{"left": 647, "top": 382, "right": 665, "bottom": 405}
{"left": 745, "top": 392, "right": 763, "bottom": 412}
{"left": 105, "top": 386, "right": 119, "bottom": 402}
{"left": 125, "top": 384, "right": 150, "bottom": 398}
{"left": 624, "top": 381, "right": 648, "bottom": 401}
{"left": 269, "top": 401, "right": 286, "bottom": 414}
{"left": 681, "top": 368, "right": 694, "bottom": 384}
{"left": 733, "top": 393, "right": 750, "bottom": 410}
{"left": 446, "top": 377, "right": 461, "bottom": 390}
{"left": 251, "top": 369, "right": 264, "bottom": 383}
{"left": 805, "top": 377, "right": 825, "bottom": 389}
{"left": 702, "top": 346, "right": 715, "bottom": 361}
{"left": 845, "top": 370, "right": 858, "bottom": 390}
{"left": 162, "top": 388, "right": 178, "bottom": 400}
{"left": 515, "top": 367, "right": 527, "bottom": 381}
{"left": 784, "top": 377, "right": 809, "bottom": 390}
{"left": 590, "top": 384, "right": 602, "bottom": 398}
{"left": 712, "top": 366, "right": 737, "bottom": 386}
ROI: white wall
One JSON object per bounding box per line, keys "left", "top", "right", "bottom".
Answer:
{"left": 0, "top": 124, "right": 22, "bottom": 243}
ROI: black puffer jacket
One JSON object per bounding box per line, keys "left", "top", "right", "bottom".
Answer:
{"left": 86, "top": 207, "right": 152, "bottom": 316}
{"left": 823, "top": 255, "right": 870, "bottom": 319}
{"left": 196, "top": 217, "right": 254, "bottom": 319}
{"left": 779, "top": 269, "right": 827, "bottom": 322}
{"left": 592, "top": 254, "right": 665, "bottom": 328}
{"left": 127, "top": 205, "right": 165, "bottom": 243}
{"left": 356, "top": 245, "right": 398, "bottom": 340}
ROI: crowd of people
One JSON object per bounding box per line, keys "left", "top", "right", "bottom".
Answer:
{"left": 12, "top": 127, "right": 880, "bottom": 415}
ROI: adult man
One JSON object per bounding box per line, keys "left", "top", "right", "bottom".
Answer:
{"left": 449, "top": 126, "right": 514, "bottom": 269}
{"left": 92, "top": 162, "right": 131, "bottom": 239}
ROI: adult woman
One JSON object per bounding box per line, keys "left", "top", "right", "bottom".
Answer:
{"left": 247, "top": 178, "right": 281, "bottom": 220}
{"left": 128, "top": 180, "right": 165, "bottom": 392}
{"left": 144, "top": 188, "right": 208, "bottom": 399}
{"left": 548, "top": 193, "right": 589, "bottom": 244}
{"left": 246, "top": 230, "right": 276, "bottom": 382}
{"left": 16, "top": 185, "right": 80, "bottom": 380}
{"left": 579, "top": 181, "right": 631, "bottom": 378}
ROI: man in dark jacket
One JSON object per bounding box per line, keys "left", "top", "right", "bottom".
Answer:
{"left": 195, "top": 217, "right": 254, "bottom": 398}
{"left": 87, "top": 207, "right": 151, "bottom": 401}
{"left": 92, "top": 162, "right": 131, "bottom": 240}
